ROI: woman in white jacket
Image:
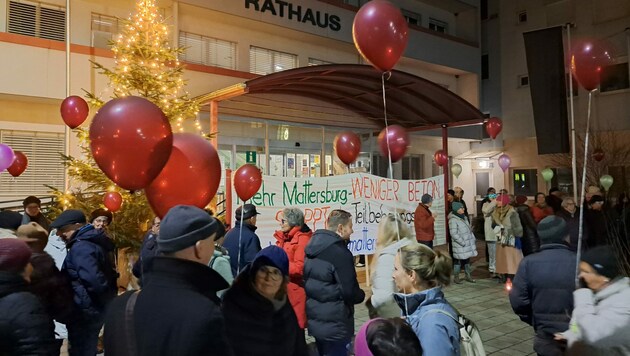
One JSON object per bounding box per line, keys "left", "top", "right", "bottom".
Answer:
{"left": 448, "top": 202, "right": 478, "bottom": 284}
{"left": 367, "top": 214, "right": 413, "bottom": 318}
{"left": 482, "top": 193, "right": 498, "bottom": 276}
{"left": 557, "top": 246, "right": 630, "bottom": 355}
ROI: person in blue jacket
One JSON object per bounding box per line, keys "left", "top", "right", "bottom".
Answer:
{"left": 223, "top": 204, "right": 262, "bottom": 276}
{"left": 393, "top": 242, "right": 460, "bottom": 355}
{"left": 51, "top": 209, "right": 118, "bottom": 356}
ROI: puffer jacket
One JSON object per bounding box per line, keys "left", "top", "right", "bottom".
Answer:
{"left": 563, "top": 277, "right": 630, "bottom": 355}
{"left": 209, "top": 246, "right": 234, "bottom": 298}
{"left": 482, "top": 200, "right": 497, "bottom": 242}
{"left": 414, "top": 204, "right": 435, "bottom": 242}
{"left": 0, "top": 271, "right": 56, "bottom": 354}
{"left": 448, "top": 213, "right": 478, "bottom": 260}
{"left": 304, "top": 229, "right": 365, "bottom": 342}
{"left": 222, "top": 265, "right": 307, "bottom": 356}
{"left": 62, "top": 224, "right": 118, "bottom": 318}
{"left": 274, "top": 224, "right": 312, "bottom": 329}
{"left": 394, "top": 287, "right": 460, "bottom": 356}
{"left": 509, "top": 244, "right": 576, "bottom": 337}
{"left": 370, "top": 238, "right": 412, "bottom": 316}
{"left": 515, "top": 204, "right": 540, "bottom": 256}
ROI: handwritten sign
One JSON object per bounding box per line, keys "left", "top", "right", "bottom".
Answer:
{"left": 232, "top": 173, "right": 445, "bottom": 255}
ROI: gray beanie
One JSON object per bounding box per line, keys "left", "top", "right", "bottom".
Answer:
{"left": 421, "top": 194, "right": 433, "bottom": 204}
{"left": 537, "top": 216, "right": 568, "bottom": 244}
{"left": 157, "top": 205, "right": 218, "bottom": 253}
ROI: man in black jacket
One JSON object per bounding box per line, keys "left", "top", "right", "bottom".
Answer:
{"left": 104, "top": 205, "right": 232, "bottom": 356}
{"left": 304, "top": 209, "right": 365, "bottom": 356}
{"left": 510, "top": 216, "right": 576, "bottom": 356}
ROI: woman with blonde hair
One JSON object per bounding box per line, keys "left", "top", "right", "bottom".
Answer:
{"left": 393, "top": 242, "right": 460, "bottom": 355}
{"left": 493, "top": 194, "right": 523, "bottom": 283}
{"left": 366, "top": 214, "right": 413, "bottom": 318}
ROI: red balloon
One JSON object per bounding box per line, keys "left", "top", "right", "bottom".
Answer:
{"left": 146, "top": 133, "right": 222, "bottom": 218}
{"left": 61, "top": 96, "right": 89, "bottom": 129}
{"left": 90, "top": 96, "right": 173, "bottom": 191}
{"left": 485, "top": 117, "right": 503, "bottom": 139}
{"left": 593, "top": 148, "right": 605, "bottom": 162}
{"left": 234, "top": 164, "right": 262, "bottom": 202}
{"left": 7, "top": 151, "right": 28, "bottom": 177}
{"left": 103, "top": 192, "right": 123, "bottom": 212}
{"left": 434, "top": 150, "right": 448, "bottom": 167}
{"left": 334, "top": 131, "right": 362, "bottom": 165}
{"left": 571, "top": 40, "right": 615, "bottom": 91}
{"left": 352, "top": 0, "right": 409, "bottom": 72}
{"left": 377, "top": 125, "right": 409, "bottom": 163}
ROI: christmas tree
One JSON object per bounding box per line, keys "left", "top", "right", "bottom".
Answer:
{"left": 51, "top": 0, "right": 201, "bottom": 247}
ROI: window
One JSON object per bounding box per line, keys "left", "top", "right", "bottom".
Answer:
{"left": 548, "top": 167, "right": 574, "bottom": 195}
{"left": 0, "top": 130, "right": 65, "bottom": 198}
{"left": 482, "top": 54, "right": 489, "bottom": 80}
{"left": 600, "top": 63, "right": 629, "bottom": 93}
{"left": 402, "top": 9, "right": 421, "bottom": 26}
{"left": 513, "top": 169, "right": 538, "bottom": 196}
{"left": 518, "top": 11, "right": 528, "bottom": 23}
{"left": 308, "top": 58, "right": 332, "bottom": 66}
{"left": 402, "top": 155, "right": 424, "bottom": 180}
{"left": 518, "top": 74, "right": 529, "bottom": 87}
{"left": 249, "top": 46, "right": 297, "bottom": 75}
{"left": 91, "top": 13, "right": 121, "bottom": 49}
{"left": 8, "top": 0, "right": 65, "bottom": 42}
{"left": 428, "top": 18, "right": 448, "bottom": 33}
{"left": 179, "top": 32, "right": 237, "bottom": 69}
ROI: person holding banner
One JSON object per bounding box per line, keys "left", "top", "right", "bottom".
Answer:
{"left": 274, "top": 207, "right": 312, "bottom": 330}
{"left": 367, "top": 214, "right": 413, "bottom": 318}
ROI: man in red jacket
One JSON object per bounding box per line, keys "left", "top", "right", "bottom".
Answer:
{"left": 414, "top": 194, "right": 437, "bottom": 249}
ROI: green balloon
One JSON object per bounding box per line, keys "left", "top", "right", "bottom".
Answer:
{"left": 541, "top": 168, "right": 554, "bottom": 182}
{"left": 451, "top": 163, "right": 462, "bottom": 178}
{"left": 600, "top": 174, "right": 614, "bottom": 191}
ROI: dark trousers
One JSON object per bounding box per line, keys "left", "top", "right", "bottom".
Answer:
{"left": 418, "top": 240, "right": 433, "bottom": 249}
{"left": 534, "top": 334, "right": 566, "bottom": 356}
{"left": 315, "top": 338, "right": 351, "bottom": 356}
{"left": 67, "top": 315, "right": 104, "bottom": 356}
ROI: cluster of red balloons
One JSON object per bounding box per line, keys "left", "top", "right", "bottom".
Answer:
{"left": 0, "top": 144, "right": 28, "bottom": 177}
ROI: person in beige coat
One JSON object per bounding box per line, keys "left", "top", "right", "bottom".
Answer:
{"left": 492, "top": 194, "right": 523, "bottom": 283}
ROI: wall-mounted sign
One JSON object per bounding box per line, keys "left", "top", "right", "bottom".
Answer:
{"left": 245, "top": 0, "right": 341, "bottom": 31}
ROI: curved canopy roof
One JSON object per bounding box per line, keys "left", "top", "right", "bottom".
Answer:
{"left": 199, "top": 64, "right": 484, "bottom": 130}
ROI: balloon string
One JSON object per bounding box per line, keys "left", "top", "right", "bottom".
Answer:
{"left": 575, "top": 90, "right": 593, "bottom": 288}
{"left": 382, "top": 71, "right": 407, "bottom": 316}
{"left": 236, "top": 199, "right": 245, "bottom": 275}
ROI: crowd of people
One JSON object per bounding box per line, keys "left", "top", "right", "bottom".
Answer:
{"left": 1, "top": 186, "right": 629, "bottom": 355}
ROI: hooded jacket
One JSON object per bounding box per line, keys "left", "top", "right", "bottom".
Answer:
{"left": 509, "top": 243, "right": 576, "bottom": 337}
{"left": 104, "top": 257, "right": 232, "bottom": 356}
{"left": 0, "top": 272, "right": 57, "bottom": 354}
{"left": 274, "top": 224, "right": 312, "bottom": 329}
{"left": 223, "top": 221, "right": 262, "bottom": 277}
{"left": 394, "top": 287, "right": 460, "bottom": 356}
{"left": 304, "top": 229, "right": 365, "bottom": 342}
{"left": 62, "top": 224, "right": 118, "bottom": 318}
{"left": 222, "top": 265, "right": 307, "bottom": 356}
{"left": 414, "top": 204, "right": 435, "bottom": 242}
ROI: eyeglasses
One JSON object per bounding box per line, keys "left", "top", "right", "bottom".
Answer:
{"left": 256, "top": 266, "right": 283, "bottom": 281}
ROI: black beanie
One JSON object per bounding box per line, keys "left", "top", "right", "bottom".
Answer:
{"left": 157, "top": 205, "right": 218, "bottom": 253}
{"left": 582, "top": 246, "right": 620, "bottom": 280}
{"left": 537, "top": 216, "right": 568, "bottom": 245}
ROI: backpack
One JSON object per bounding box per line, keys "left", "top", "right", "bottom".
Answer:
{"left": 425, "top": 308, "right": 486, "bottom": 356}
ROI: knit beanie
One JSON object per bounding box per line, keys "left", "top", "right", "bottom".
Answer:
{"left": 447, "top": 189, "right": 455, "bottom": 197}
{"left": 421, "top": 194, "right": 433, "bottom": 204}
{"left": 354, "top": 318, "right": 382, "bottom": 356}
{"left": 581, "top": 246, "right": 620, "bottom": 280}
{"left": 452, "top": 202, "right": 464, "bottom": 213}
{"left": 157, "top": 205, "right": 218, "bottom": 253}
{"left": 0, "top": 239, "right": 32, "bottom": 273}
{"left": 251, "top": 246, "right": 289, "bottom": 277}
{"left": 515, "top": 195, "right": 528, "bottom": 205}
{"left": 497, "top": 194, "right": 510, "bottom": 205}
{"left": 537, "top": 216, "right": 568, "bottom": 244}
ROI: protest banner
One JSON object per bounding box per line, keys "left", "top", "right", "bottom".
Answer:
{"left": 232, "top": 173, "right": 445, "bottom": 255}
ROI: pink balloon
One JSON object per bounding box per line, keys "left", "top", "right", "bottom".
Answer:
{"left": 498, "top": 154, "right": 511, "bottom": 172}
{"left": 0, "top": 144, "right": 16, "bottom": 172}
{"left": 377, "top": 125, "right": 409, "bottom": 163}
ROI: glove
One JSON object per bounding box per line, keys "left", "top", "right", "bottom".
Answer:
{"left": 514, "top": 237, "right": 522, "bottom": 250}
